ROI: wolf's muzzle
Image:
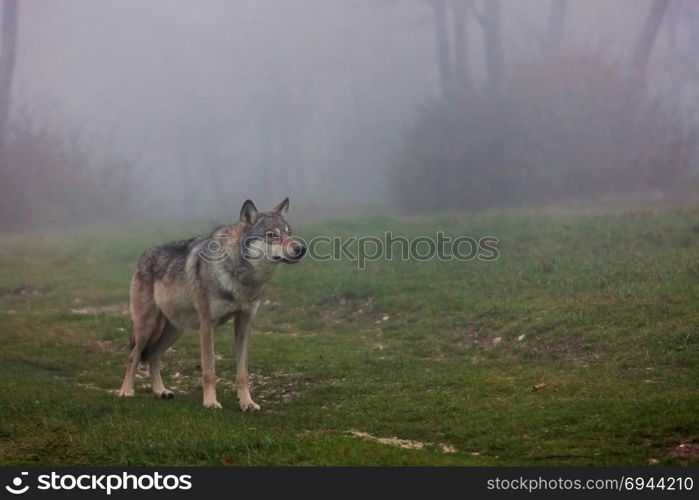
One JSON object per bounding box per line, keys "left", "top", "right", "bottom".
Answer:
{"left": 282, "top": 242, "right": 306, "bottom": 264}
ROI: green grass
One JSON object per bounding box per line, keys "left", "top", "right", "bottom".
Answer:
{"left": 1, "top": 208, "right": 698, "bottom": 465}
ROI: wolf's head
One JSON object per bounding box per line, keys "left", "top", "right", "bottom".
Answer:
{"left": 239, "top": 198, "right": 306, "bottom": 265}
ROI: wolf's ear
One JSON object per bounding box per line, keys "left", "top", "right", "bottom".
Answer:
{"left": 272, "top": 197, "right": 290, "bottom": 216}
{"left": 240, "top": 199, "right": 258, "bottom": 224}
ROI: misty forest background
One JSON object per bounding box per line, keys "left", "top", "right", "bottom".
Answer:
{"left": 0, "top": 0, "right": 698, "bottom": 230}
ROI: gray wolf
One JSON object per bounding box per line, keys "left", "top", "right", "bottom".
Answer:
{"left": 118, "top": 198, "right": 305, "bottom": 410}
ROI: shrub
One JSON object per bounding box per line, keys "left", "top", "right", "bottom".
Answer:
{"left": 391, "top": 49, "right": 697, "bottom": 211}
{"left": 0, "top": 112, "right": 133, "bottom": 231}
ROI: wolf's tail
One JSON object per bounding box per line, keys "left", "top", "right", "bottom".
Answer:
{"left": 130, "top": 312, "right": 167, "bottom": 363}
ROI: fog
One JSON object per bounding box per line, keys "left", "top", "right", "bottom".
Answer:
{"left": 1, "top": 0, "right": 697, "bottom": 228}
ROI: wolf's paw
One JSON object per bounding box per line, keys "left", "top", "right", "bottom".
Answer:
{"left": 240, "top": 400, "right": 261, "bottom": 412}
{"left": 118, "top": 388, "right": 135, "bottom": 397}
{"left": 155, "top": 390, "right": 175, "bottom": 400}
{"left": 203, "top": 400, "right": 223, "bottom": 409}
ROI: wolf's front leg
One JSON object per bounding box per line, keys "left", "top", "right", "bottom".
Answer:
{"left": 198, "top": 316, "right": 221, "bottom": 409}
{"left": 235, "top": 309, "right": 260, "bottom": 411}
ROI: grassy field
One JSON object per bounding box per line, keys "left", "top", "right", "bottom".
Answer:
{"left": 0, "top": 208, "right": 698, "bottom": 466}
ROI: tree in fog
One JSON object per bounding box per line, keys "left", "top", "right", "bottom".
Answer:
{"left": 451, "top": 0, "right": 472, "bottom": 92}
{"left": 472, "top": 0, "right": 504, "bottom": 99}
{"left": 632, "top": 0, "right": 673, "bottom": 87}
{"left": 428, "top": 0, "right": 452, "bottom": 101}
{"left": 0, "top": 0, "right": 18, "bottom": 150}
{"left": 427, "top": 0, "right": 475, "bottom": 100}
{"left": 392, "top": 0, "right": 696, "bottom": 212}
{"left": 545, "top": 0, "right": 567, "bottom": 54}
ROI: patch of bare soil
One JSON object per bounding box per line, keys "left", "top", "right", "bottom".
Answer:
{"left": 431, "top": 323, "right": 502, "bottom": 354}
{"left": 669, "top": 441, "right": 699, "bottom": 460}
{"left": 88, "top": 340, "right": 121, "bottom": 353}
{"left": 70, "top": 304, "right": 129, "bottom": 315}
{"left": 517, "top": 334, "right": 599, "bottom": 361}
{"left": 249, "top": 371, "right": 305, "bottom": 404}
{"left": 62, "top": 372, "right": 121, "bottom": 395}
{"left": 319, "top": 296, "right": 388, "bottom": 324}
{"left": 76, "top": 381, "right": 119, "bottom": 395}
{"left": 348, "top": 430, "right": 457, "bottom": 454}
{"left": 0, "top": 286, "right": 43, "bottom": 298}
{"left": 448, "top": 323, "right": 598, "bottom": 361}
{"left": 155, "top": 367, "right": 305, "bottom": 404}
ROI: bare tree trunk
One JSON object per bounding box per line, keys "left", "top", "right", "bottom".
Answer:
{"left": 688, "top": 4, "right": 699, "bottom": 54}
{"left": 430, "top": 0, "right": 452, "bottom": 102}
{"left": 631, "top": 0, "right": 673, "bottom": 87}
{"left": 663, "top": 0, "right": 679, "bottom": 51}
{"left": 546, "top": 0, "right": 567, "bottom": 54}
{"left": 451, "top": 0, "right": 472, "bottom": 92}
{"left": 473, "top": 0, "right": 504, "bottom": 99}
{"left": 0, "top": 0, "right": 19, "bottom": 151}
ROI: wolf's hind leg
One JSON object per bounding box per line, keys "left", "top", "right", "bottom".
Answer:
{"left": 145, "top": 321, "right": 183, "bottom": 399}
{"left": 119, "top": 278, "right": 161, "bottom": 397}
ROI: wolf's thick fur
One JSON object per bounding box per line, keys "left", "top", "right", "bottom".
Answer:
{"left": 118, "top": 198, "right": 305, "bottom": 410}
